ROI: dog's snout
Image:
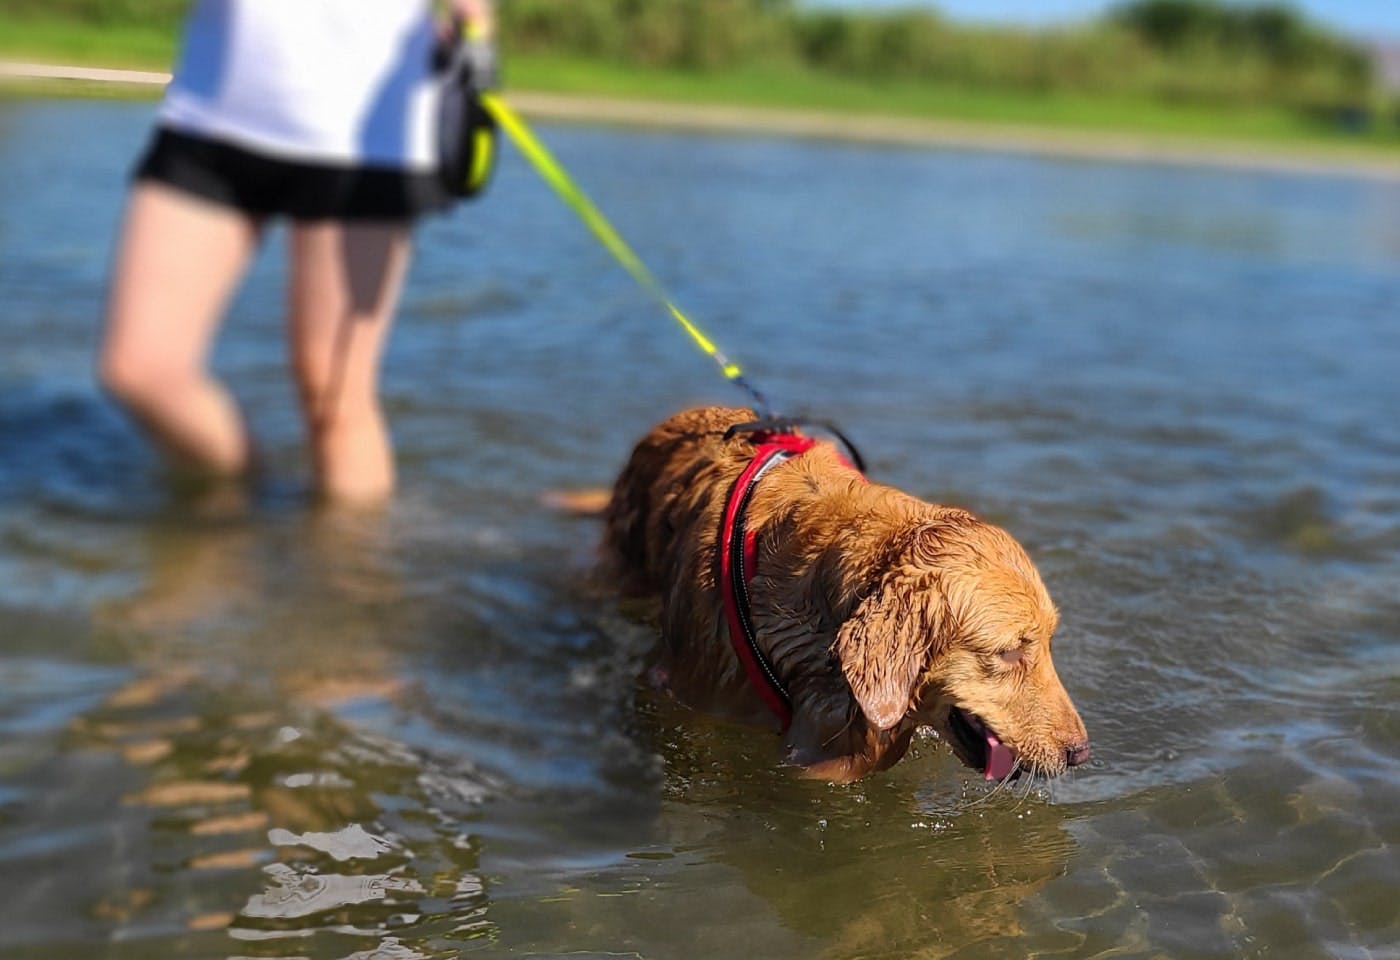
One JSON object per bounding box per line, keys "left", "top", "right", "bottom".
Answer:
{"left": 1065, "top": 740, "right": 1092, "bottom": 768}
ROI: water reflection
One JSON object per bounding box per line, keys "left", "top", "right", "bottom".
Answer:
{"left": 23, "top": 499, "right": 489, "bottom": 957}
{"left": 59, "top": 649, "right": 498, "bottom": 957}
{"left": 659, "top": 720, "right": 1077, "bottom": 959}
{"left": 95, "top": 504, "right": 412, "bottom": 707}
{"left": 238, "top": 864, "right": 422, "bottom": 923}
{"left": 5, "top": 401, "right": 1394, "bottom": 959}
{"left": 3, "top": 100, "right": 1400, "bottom": 959}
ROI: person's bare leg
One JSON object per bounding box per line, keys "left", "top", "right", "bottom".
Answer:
{"left": 287, "top": 220, "right": 411, "bottom": 506}
{"left": 100, "top": 183, "right": 261, "bottom": 476}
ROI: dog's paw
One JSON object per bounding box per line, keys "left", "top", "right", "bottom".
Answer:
{"left": 785, "top": 749, "right": 868, "bottom": 784}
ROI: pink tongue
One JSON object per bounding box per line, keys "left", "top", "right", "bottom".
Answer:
{"left": 984, "top": 733, "right": 1015, "bottom": 781}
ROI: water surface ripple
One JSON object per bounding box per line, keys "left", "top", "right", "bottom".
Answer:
{"left": 0, "top": 100, "right": 1397, "bottom": 959}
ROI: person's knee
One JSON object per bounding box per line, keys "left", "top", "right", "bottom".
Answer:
{"left": 98, "top": 343, "right": 196, "bottom": 414}
{"left": 295, "top": 360, "right": 381, "bottom": 435}
{"left": 303, "top": 386, "right": 383, "bottom": 442}
{"left": 97, "top": 344, "right": 153, "bottom": 408}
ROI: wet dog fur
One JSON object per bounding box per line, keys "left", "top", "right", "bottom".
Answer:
{"left": 603, "top": 406, "right": 1090, "bottom": 783}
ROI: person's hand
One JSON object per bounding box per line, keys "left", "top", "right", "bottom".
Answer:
{"left": 452, "top": 0, "right": 494, "bottom": 40}
{"left": 435, "top": 1, "right": 497, "bottom": 88}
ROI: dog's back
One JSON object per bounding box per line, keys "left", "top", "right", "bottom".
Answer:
{"left": 603, "top": 405, "right": 755, "bottom": 597}
{"left": 602, "top": 405, "right": 894, "bottom": 725}
{"left": 603, "top": 406, "right": 812, "bottom": 720}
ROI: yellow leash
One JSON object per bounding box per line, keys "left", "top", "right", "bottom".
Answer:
{"left": 480, "top": 93, "right": 771, "bottom": 416}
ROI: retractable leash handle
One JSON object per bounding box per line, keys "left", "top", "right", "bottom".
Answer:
{"left": 435, "top": 16, "right": 499, "bottom": 199}
{"left": 480, "top": 93, "right": 775, "bottom": 420}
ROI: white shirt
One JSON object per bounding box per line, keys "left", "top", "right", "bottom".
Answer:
{"left": 160, "top": 0, "right": 439, "bottom": 171}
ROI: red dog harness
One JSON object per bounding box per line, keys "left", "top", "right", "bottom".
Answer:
{"left": 718, "top": 420, "right": 867, "bottom": 732}
{"left": 719, "top": 430, "right": 814, "bottom": 731}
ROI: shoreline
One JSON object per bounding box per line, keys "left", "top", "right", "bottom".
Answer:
{"left": 5, "top": 61, "right": 1400, "bottom": 182}
{"left": 511, "top": 90, "right": 1400, "bottom": 183}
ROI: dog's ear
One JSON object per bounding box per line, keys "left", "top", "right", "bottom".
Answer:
{"left": 833, "top": 574, "right": 943, "bottom": 730}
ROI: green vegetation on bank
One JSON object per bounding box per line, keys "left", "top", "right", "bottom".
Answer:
{"left": 506, "top": 0, "right": 1374, "bottom": 112}
{"left": 0, "top": 15, "right": 175, "bottom": 70}
{"left": 2, "top": 0, "right": 1396, "bottom": 150}
{"left": 509, "top": 55, "right": 1389, "bottom": 144}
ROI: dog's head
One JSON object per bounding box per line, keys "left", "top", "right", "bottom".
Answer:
{"left": 814, "top": 512, "right": 1090, "bottom": 781}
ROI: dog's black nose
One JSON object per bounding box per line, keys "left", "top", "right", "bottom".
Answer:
{"left": 1065, "top": 740, "right": 1092, "bottom": 768}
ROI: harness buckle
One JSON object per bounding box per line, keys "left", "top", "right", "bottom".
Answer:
{"left": 724, "top": 416, "right": 867, "bottom": 474}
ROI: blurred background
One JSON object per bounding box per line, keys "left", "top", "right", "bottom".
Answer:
{"left": 1, "top": 3, "right": 1399, "bottom": 960}
{"left": 3, "top": 0, "right": 1400, "bottom": 144}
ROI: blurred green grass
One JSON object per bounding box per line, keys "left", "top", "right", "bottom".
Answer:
{"left": 2, "top": 12, "right": 1397, "bottom": 153}
{"left": 511, "top": 54, "right": 1398, "bottom": 146}
{"left": 0, "top": 14, "right": 176, "bottom": 70}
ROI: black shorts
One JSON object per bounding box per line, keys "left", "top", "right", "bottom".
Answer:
{"left": 134, "top": 127, "right": 453, "bottom": 221}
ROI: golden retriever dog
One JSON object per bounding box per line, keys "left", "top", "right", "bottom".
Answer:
{"left": 604, "top": 406, "right": 1090, "bottom": 783}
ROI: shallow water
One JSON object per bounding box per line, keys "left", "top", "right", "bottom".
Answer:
{"left": 1, "top": 98, "right": 1398, "bottom": 959}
